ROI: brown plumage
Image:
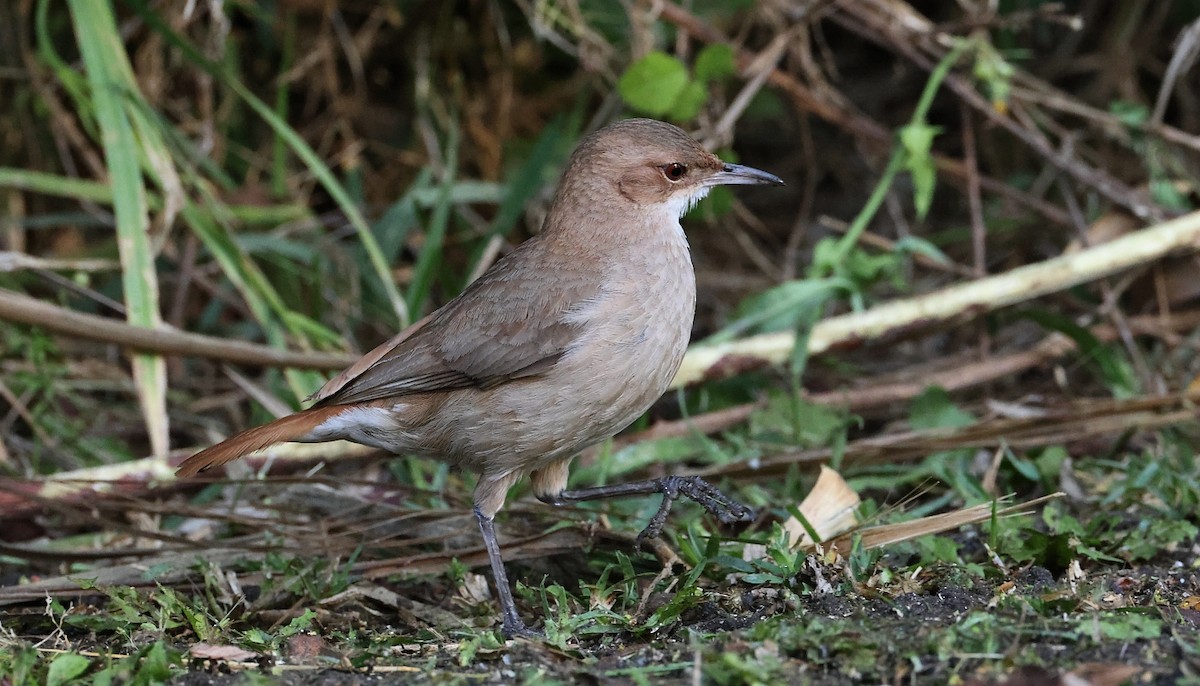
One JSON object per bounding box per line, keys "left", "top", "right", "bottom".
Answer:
{"left": 176, "top": 118, "right": 784, "bottom": 637}
{"left": 176, "top": 406, "right": 345, "bottom": 476}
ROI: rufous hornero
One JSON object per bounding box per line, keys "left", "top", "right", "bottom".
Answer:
{"left": 177, "top": 118, "right": 785, "bottom": 637}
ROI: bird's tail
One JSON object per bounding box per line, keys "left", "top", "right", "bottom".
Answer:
{"left": 176, "top": 406, "right": 345, "bottom": 477}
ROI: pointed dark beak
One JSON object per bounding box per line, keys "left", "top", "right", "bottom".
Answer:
{"left": 707, "top": 163, "right": 785, "bottom": 187}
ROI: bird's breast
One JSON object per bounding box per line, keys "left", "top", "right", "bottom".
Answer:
{"left": 554, "top": 226, "right": 696, "bottom": 434}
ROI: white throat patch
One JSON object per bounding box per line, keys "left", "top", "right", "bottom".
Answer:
{"left": 665, "top": 186, "right": 713, "bottom": 219}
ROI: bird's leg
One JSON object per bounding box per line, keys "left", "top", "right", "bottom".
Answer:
{"left": 540, "top": 476, "right": 754, "bottom": 548}
{"left": 474, "top": 506, "right": 539, "bottom": 638}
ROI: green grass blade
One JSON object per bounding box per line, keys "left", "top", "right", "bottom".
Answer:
{"left": 406, "top": 127, "right": 459, "bottom": 316}
{"left": 272, "top": 9, "right": 297, "bottom": 199}
{"left": 0, "top": 168, "right": 305, "bottom": 225}
{"left": 35, "top": 0, "right": 90, "bottom": 124}
{"left": 0, "top": 168, "right": 113, "bottom": 204}
{"left": 67, "top": 0, "right": 168, "bottom": 458}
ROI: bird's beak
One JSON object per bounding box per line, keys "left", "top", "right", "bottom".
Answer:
{"left": 707, "top": 163, "right": 785, "bottom": 187}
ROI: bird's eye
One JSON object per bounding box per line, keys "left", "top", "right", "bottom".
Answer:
{"left": 661, "top": 162, "right": 687, "bottom": 181}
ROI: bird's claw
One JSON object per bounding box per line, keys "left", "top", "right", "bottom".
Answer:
{"left": 634, "top": 475, "right": 754, "bottom": 550}
{"left": 500, "top": 616, "right": 542, "bottom": 640}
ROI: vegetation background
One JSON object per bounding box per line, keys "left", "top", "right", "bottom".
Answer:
{"left": 2, "top": 0, "right": 1200, "bottom": 683}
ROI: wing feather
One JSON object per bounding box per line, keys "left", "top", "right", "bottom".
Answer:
{"left": 314, "top": 239, "right": 594, "bottom": 406}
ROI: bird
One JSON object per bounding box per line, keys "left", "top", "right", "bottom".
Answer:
{"left": 176, "top": 118, "right": 785, "bottom": 637}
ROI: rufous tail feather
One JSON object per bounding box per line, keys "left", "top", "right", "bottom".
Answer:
{"left": 175, "top": 406, "right": 345, "bottom": 477}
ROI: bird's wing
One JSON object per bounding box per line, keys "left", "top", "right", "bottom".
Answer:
{"left": 313, "top": 243, "right": 596, "bottom": 407}
{"left": 308, "top": 313, "right": 435, "bottom": 403}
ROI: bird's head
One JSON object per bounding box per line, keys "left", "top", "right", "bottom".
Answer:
{"left": 557, "top": 118, "right": 784, "bottom": 219}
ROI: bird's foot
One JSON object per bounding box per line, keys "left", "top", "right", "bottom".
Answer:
{"left": 635, "top": 475, "right": 754, "bottom": 549}
{"left": 500, "top": 615, "right": 542, "bottom": 640}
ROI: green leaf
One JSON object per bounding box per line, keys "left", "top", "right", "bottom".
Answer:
{"left": 1109, "top": 100, "right": 1149, "bottom": 127}
{"left": 743, "top": 572, "right": 785, "bottom": 585}
{"left": 810, "top": 236, "right": 841, "bottom": 274}
{"left": 713, "top": 554, "right": 755, "bottom": 573}
{"left": 668, "top": 80, "right": 707, "bottom": 121}
{"left": 1084, "top": 612, "right": 1162, "bottom": 641}
{"left": 909, "top": 386, "right": 974, "bottom": 430}
{"left": 135, "top": 641, "right": 173, "bottom": 683}
{"left": 242, "top": 628, "right": 272, "bottom": 650}
{"left": 1034, "top": 445, "right": 1068, "bottom": 484}
{"left": 72, "top": 577, "right": 99, "bottom": 590}
{"left": 618, "top": 52, "right": 690, "bottom": 116}
{"left": 892, "top": 235, "right": 951, "bottom": 265}
{"left": 917, "top": 535, "right": 960, "bottom": 564}
{"left": 899, "top": 122, "right": 940, "bottom": 220}
{"left": 1150, "top": 178, "right": 1191, "bottom": 211}
{"left": 47, "top": 653, "right": 91, "bottom": 686}
{"left": 971, "top": 40, "right": 1014, "bottom": 110}
{"left": 279, "top": 609, "right": 317, "bottom": 637}
{"left": 707, "top": 278, "right": 845, "bottom": 344}
{"left": 843, "top": 247, "right": 900, "bottom": 284}
{"left": 694, "top": 43, "right": 735, "bottom": 83}
{"left": 1004, "top": 447, "right": 1041, "bottom": 482}
{"left": 643, "top": 583, "right": 703, "bottom": 628}
{"left": 751, "top": 393, "right": 844, "bottom": 447}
